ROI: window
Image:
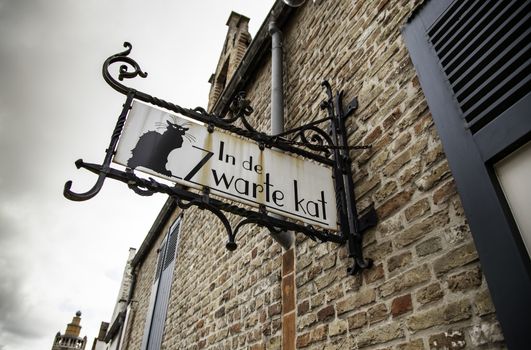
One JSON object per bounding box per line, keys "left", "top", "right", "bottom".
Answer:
{"left": 141, "top": 217, "right": 181, "bottom": 350}
{"left": 403, "top": 0, "right": 531, "bottom": 348}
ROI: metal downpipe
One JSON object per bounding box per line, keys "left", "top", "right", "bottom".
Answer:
{"left": 269, "top": 20, "right": 294, "bottom": 249}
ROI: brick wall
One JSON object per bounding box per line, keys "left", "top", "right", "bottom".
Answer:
{"left": 122, "top": 0, "right": 506, "bottom": 349}
{"left": 281, "top": 1, "right": 505, "bottom": 349}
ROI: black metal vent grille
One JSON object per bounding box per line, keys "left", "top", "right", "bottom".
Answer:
{"left": 163, "top": 222, "right": 179, "bottom": 270}
{"left": 427, "top": 0, "right": 531, "bottom": 133}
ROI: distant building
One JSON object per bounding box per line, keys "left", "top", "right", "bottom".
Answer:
{"left": 51, "top": 311, "right": 87, "bottom": 350}
{"left": 91, "top": 248, "right": 136, "bottom": 350}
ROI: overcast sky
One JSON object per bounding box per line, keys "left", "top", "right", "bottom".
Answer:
{"left": 0, "top": 1, "right": 272, "bottom": 349}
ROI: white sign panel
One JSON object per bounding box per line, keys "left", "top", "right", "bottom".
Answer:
{"left": 114, "top": 101, "right": 338, "bottom": 230}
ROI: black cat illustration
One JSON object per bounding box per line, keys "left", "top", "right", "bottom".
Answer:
{"left": 127, "top": 120, "right": 193, "bottom": 177}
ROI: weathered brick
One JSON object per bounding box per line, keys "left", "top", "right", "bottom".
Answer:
{"left": 391, "top": 294, "right": 413, "bottom": 317}
{"left": 433, "top": 180, "right": 457, "bottom": 205}
{"left": 365, "top": 241, "right": 393, "bottom": 262}
{"left": 325, "top": 283, "right": 344, "bottom": 304}
{"left": 396, "top": 338, "right": 424, "bottom": 350}
{"left": 311, "top": 324, "right": 328, "bottom": 343}
{"left": 268, "top": 302, "right": 281, "bottom": 317}
{"left": 447, "top": 267, "right": 482, "bottom": 292}
{"left": 357, "top": 322, "right": 404, "bottom": 347}
{"left": 415, "top": 162, "right": 450, "bottom": 191}
{"left": 429, "top": 330, "right": 466, "bottom": 349}
{"left": 376, "top": 189, "right": 414, "bottom": 219}
{"left": 374, "top": 181, "right": 398, "bottom": 204}
{"left": 296, "top": 332, "right": 311, "bottom": 348}
{"left": 298, "top": 300, "right": 310, "bottom": 316}
{"left": 336, "top": 288, "right": 376, "bottom": 315}
{"left": 298, "top": 314, "right": 317, "bottom": 331}
{"left": 314, "top": 269, "right": 338, "bottom": 291}
{"left": 363, "top": 263, "right": 385, "bottom": 284}
{"left": 396, "top": 210, "right": 449, "bottom": 248}
{"left": 387, "top": 251, "right": 412, "bottom": 273}
{"left": 416, "top": 283, "right": 443, "bottom": 306}
{"left": 317, "top": 304, "right": 335, "bottom": 322}
{"left": 383, "top": 150, "right": 412, "bottom": 177}
{"left": 380, "top": 264, "right": 431, "bottom": 297}
{"left": 474, "top": 288, "right": 496, "bottom": 316}
{"left": 407, "top": 300, "right": 471, "bottom": 331}
{"left": 399, "top": 159, "right": 423, "bottom": 186}
{"left": 347, "top": 312, "right": 367, "bottom": 330}
{"left": 404, "top": 198, "right": 430, "bottom": 222}
{"left": 469, "top": 320, "right": 504, "bottom": 346}
{"left": 415, "top": 237, "right": 442, "bottom": 257}
{"left": 328, "top": 319, "right": 348, "bottom": 337}
{"left": 368, "top": 303, "right": 388, "bottom": 324}
{"left": 392, "top": 132, "right": 412, "bottom": 153}
{"left": 433, "top": 242, "right": 478, "bottom": 276}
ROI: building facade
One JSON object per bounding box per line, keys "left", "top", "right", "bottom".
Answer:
{"left": 99, "top": 0, "right": 530, "bottom": 349}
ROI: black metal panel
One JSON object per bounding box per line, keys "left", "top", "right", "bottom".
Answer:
{"left": 403, "top": 0, "right": 531, "bottom": 348}
{"left": 427, "top": 0, "right": 531, "bottom": 134}
{"left": 163, "top": 222, "right": 179, "bottom": 270}
{"left": 474, "top": 93, "right": 531, "bottom": 162}
{"left": 147, "top": 262, "right": 174, "bottom": 350}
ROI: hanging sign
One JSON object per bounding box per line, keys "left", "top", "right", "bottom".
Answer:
{"left": 114, "top": 101, "right": 338, "bottom": 230}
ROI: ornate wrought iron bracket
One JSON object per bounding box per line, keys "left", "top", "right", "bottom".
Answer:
{"left": 63, "top": 42, "right": 378, "bottom": 275}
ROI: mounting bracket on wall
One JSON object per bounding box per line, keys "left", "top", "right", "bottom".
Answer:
{"left": 63, "top": 42, "right": 377, "bottom": 275}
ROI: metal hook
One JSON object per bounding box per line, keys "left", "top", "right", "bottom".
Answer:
{"left": 63, "top": 159, "right": 108, "bottom": 201}
{"left": 63, "top": 92, "right": 135, "bottom": 202}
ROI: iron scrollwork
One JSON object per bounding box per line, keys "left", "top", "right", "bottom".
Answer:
{"left": 64, "top": 42, "right": 377, "bottom": 275}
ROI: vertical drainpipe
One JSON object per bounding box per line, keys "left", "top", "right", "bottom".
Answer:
{"left": 269, "top": 20, "right": 294, "bottom": 250}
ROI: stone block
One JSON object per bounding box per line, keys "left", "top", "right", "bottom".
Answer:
{"left": 383, "top": 150, "right": 412, "bottom": 177}
{"left": 310, "top": 324, "right": 328, "bottom": 343}
{"left": 447, "top": 267, "right": 482, "bottom": 293}
{"left": 391, "top": 294, "right": 413, "bottom": 318}
{"left": 317, "top": 304, "right": 335, "bottom": 322}
{"left": 396, "top": 210, "right": 449, "bottom": 248}
{"left": 328, "top": 319, "right": 348, "bottom": 337}
{"left": 380, "top": 264, "right": 431, "bottom": 298}
{"left": 429, "top": 330, "right": 466, "bottom": 349}
{"left": 296, "top": 332, "right": 311, "bottom": 348}
{"left": 297, "top": 300, "right": 310, "bottom": 316}
{"left": 415, "top": 237, "right": 442, "bottom": 257}
{"left": 356, "top": 322, "right": 404, "bottom": 347}
{"left": 473, "top": 288, "right": 496, "bottom": 316}
{"left": 368, "top": 303, "right": 388, "bottom": 324}
{"left": 416, "top": 283, "right": 443, "bottom": 306}
{"left": 433, "top": 242, "right": 478, "bottom": 276}
{"left": 365, "top": 241, "right": 393, "bottom": 262}
{"left": 298, "top": 314, "right": 317, "bottom": 331}
{"left": 363, "top": 263, "right": 385, "bottom": 284}
{"left": 375, "top": 181, "right": 399, "bottom": 204}
{"left": 468, "top": 321, "right": 504, "bottom": 346}
{"left": 347, "top": 311, "right": 367, "bottom": 330}
{"left": 433, "top": 180, "right": 457, "bottom": 205}
{"left": 376, "top": 189, "right": 414, "bottom": 220}
{"left": 387, "top": 251, "right": 412, "bottom": 273}
{"left": 395, "top": 338, "right": 424, "bottom": 350}
{"left": 336, "top": 288, "right": 376, "bottom": 315}
{"left": 415, "top": 162, "right": 450, "bottom": 192}
{"left": 404, "top": 198, "right": 430, "bottom": 222}
{"left": 407, "top": 300, "right": 471, "bottom": 332}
